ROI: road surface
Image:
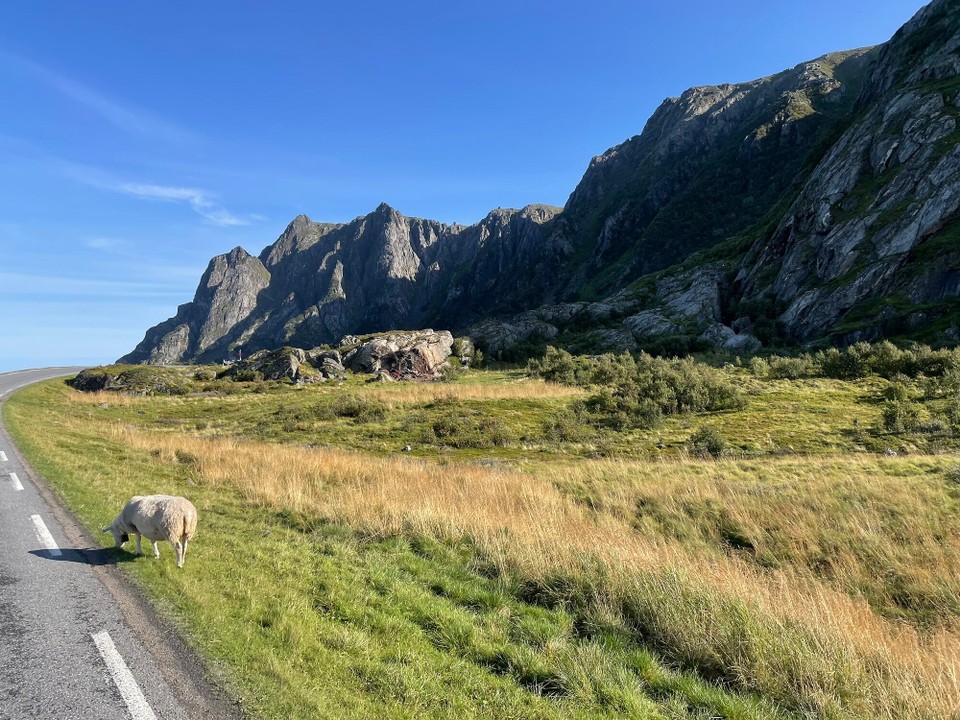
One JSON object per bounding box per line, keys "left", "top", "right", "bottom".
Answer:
{"left": 0, "top": 368, "right": 240, "bottom": 720}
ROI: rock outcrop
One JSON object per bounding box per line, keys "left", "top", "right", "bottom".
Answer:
{"left": 342, "top": 330, "right": 454, "bottom": 380}
{"left": 122, "top": 247, "right": 270, "bottom": 364}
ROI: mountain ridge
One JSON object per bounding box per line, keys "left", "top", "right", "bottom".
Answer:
{"left": 121, "top": 0, "right": 959, "bottom": 365}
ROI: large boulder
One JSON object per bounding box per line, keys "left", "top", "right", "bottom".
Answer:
{"left": 306, "top": 348, "right": 348, "bottom": 380}
{"left": 224, "top": 347, "right": 318, "bottom": 383}
{"left": 342, "top": 330, "right": 454, "bottom": 380}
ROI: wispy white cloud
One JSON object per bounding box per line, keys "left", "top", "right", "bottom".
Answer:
{"left": 0, "top": 51, "right": 192, "bottom": 144}
{"left": 54, "top": 161, "right": 260, "bottom": 227}
{"left": 0, "top": 135, "right": 263, "bottom": 229}
{"left": 116, "top": 182, "right": 261, "bottom": 227}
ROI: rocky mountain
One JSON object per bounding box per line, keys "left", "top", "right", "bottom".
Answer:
{"left": 737, "top": 0, "right": 960, "bottom": 342}
{"left": 122, "top": 0, "right": 959, "bottom": 365}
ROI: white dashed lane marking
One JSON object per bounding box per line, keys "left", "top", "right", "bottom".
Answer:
{"left": 0, "top": 451, "right": 8, "bottom": 462}
{"left": 8, "top": 472, "right": 23, "bottom": 491}
{"left": 91, "top": 631, "right": 159, "bottom": 720}
{"left": 29, "top": 514, "right": 62, "bottom": 557}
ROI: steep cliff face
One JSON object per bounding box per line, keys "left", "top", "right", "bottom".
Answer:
{"left": 123, "top": 1, "right": 960, "bottom": 364}
{"left": 121, "top": 247, "right": 270, "bottom": 364}
{"left": 737, "top": 0, "right": 960, "bottom": 342}
{"left": 123, "top": 203, "right": 561, "bottom": 363}
{"left": 558, "top": 48, "right": 876, "bottom": 298}
{"left": 473, "top": 0, "right": 960, "bottom": 355}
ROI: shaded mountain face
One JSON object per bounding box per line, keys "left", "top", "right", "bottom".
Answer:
{"left": 559, "top": 48, "right": 876, "bottom": 299}
{"left": 123, "top": 0, "right": 959, "bottom": 365}
{"left": 121, "top": 203, "right": 563, "bottom": 363}
{"left": 737, "top": 0, "right": 960, "bottom": 342}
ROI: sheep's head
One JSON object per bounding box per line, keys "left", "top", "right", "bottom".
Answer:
{"left": 102, "top": 524, "right": 129, "bottom": 547}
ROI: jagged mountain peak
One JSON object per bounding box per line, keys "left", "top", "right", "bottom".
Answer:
{"left": 123, "top": 2, "right": 960, "bottom": 364}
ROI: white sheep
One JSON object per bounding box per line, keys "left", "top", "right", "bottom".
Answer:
{"left": 103, "top": 495, "right": 198, "bottom": 568}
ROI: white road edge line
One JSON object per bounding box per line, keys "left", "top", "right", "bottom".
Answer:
{"left": 0, "top": 451, "right": 8, "bottom": 462}
{"left": 29, "top": 514, "right": 62, "bottom": 557}
{"left": 8, "top": 472, "right": 23, "bottom": 491}
{"left": 91, "top": 631, "right": 159, "bottom": 720}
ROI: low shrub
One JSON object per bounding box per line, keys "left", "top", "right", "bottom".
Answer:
{"left": 881, "top": 401, "right": 921, "bottom": 433}
{"left": 689, "top": 426, "right": 727, "bottom": 458}
{"left": 883, "top": 382, "right": 912, "bottom": 402}
{"left": 541, "top": 416, "right": 590, "bottom": 443}
{"left": 232, "top": 368, "right": 263, "bottom": 383}
{"left": 426, "top": 409, "right": 513, "bottom": 448}
{"left": 766, "top": 355, "right": 817, "bottom": 379}
{"left": 529, "top": 348, "right": 745, "bottom": 430}
{"left": 759, "top": 341, "right": 960, "bottom": 382}
{"left": 193, "top": 367, "right": 219, "bottom": 382}
{"left": 328, "top": 395, "right": 388, "bottom": 422}
{"left": 748, "top": 357, "right": 770, "bottom": 378}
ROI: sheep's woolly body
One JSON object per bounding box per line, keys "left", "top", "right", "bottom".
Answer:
{"left": 107, "top": 495, "right": 198, "bottom": 568}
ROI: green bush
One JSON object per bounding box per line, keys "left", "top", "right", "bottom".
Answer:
{"left": 427, "top": 409, "right": 513, "bottom": 448}
{"left": 690, "top": 426, "right": 727, "bottom": 458}
{"left": 329, "top": 395, "right": 388, "bottom": 422}
{"left": 748, "top": 357, "right": 770, "bottom": 378}
{"left": 530, "top": 348, "right": 745, "bottom": 431}
{"left": 759, "top": 342, "right": 960, "bottom": 382}
{"left": 438, "top": 362, "right": 465, "bottom": 383}
{"left": 528, "top": 346, "right": 579, "bottom": 385}
{"left": 936, "top": 397, "right": 960, "bottom": 432}
{"left": 541, "top": 415, "right": 590, "bottom": 443}
{"left": 881, "top": 401, "right": 921, "bottom": 433}
{"left": 883, "top": 382, "right": 912, "bottom": 402}
{"left": 193, "top": 367, "right": 218, "bottom": 382}
{"left": 232, "top": 368, "right": 263, "bottom": 383}
{"left": 766, "top": 355, "right": 816, "bottom": 379}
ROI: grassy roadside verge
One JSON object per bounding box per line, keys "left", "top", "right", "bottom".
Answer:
{"left": 5, "top": 376, "right": 960, "bottom": 719}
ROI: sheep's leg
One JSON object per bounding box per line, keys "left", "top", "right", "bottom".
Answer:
{"left": 135, "top": 533, "right": 143, "bottom": 556}
{"left": 173, "top": 540, "right": 185, "bottom": 568}
{"left": 182, "top": 538, "right": 189, "bottom": 565}
{"left": 152, "top": 541, "right": 160, "bottom": 559}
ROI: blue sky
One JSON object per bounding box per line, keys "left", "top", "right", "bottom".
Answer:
{"left": 0, "top": 1, "right": 927, "bottom": 371}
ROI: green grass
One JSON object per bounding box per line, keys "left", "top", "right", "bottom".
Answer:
{"left": 45, "top": 361, "right": 960, "bottom": 462}
{"left": 4, "top": 379, "right": 785, "bottom": 719}
{"left": 6, "top": 368, "right": 960, "bottom": 719}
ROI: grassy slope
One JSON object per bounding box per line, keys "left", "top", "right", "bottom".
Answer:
{"left": 5, "top": 371, "right": 960, "bottom": 719}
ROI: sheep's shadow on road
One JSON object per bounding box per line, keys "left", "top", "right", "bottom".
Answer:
{"left": 29, "top": 547, "right": 137, "bottom": 566}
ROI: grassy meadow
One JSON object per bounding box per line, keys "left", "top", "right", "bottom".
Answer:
{"left": 5, "top": 350, "right": 960, "bottom": 719}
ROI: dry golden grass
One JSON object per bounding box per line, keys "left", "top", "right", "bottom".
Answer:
{"left": 64, "top": 390, "right": 140, "bottom": 406}
{"left": 362, "top": 378, "right": 586, "bottom": 404}
{"left": 110, "top": 421, "right": 960, "bottom": 719}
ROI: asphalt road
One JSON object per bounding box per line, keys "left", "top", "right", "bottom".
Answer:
{"left": 0, "top": 369, "right": 241, "bottom": 720}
